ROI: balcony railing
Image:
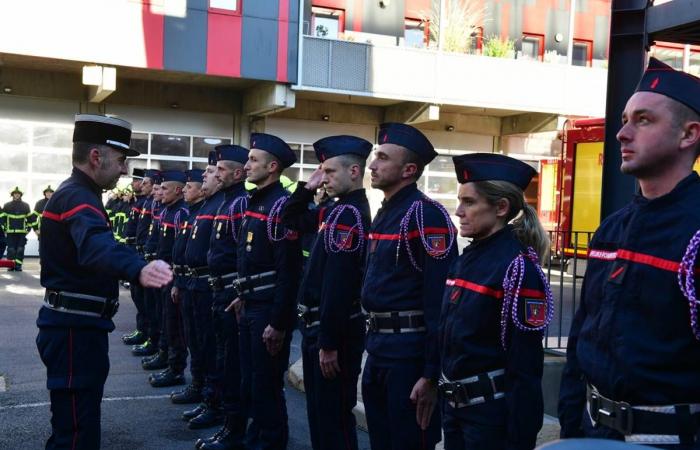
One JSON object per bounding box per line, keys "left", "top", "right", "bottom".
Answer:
{"left": 300, "top": 36, "right": 608, "bottom": 117}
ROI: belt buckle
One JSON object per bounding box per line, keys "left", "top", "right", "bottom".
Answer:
{"left": 297, "top": 304, "right": 308, "bottom": 320}
{"left": 101, "top": 299, "right": 119, "bottom": 319}
{"left": 46, "top": 290, "right": 60, "bottom": 307}
{"left": 441, "top": 381, "right": 465, "bottom": 404}
{"left": 232, "top": 278, "right": 243, "bottom": 296}
{"left": 366, "top": 314, "right": 377, "bottom": 332}
{"left": 614, "top": 401, "right": 634, "bottom": 435}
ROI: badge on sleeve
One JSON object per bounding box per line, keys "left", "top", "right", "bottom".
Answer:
{"left": 524, "top": 299, "right": 546, "bottom": 327}
{"left": 337, "top": 231, "right": 353, "bottom": 249}
{"left": 427, "top": 234, "right": 446, "bottom": 255}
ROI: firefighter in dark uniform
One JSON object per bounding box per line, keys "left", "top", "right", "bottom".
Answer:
{"left": 149, "top": 171, "right": 190, "bottom": 387}
{"left": 131, "top": 169, "right": 161, "bottom": 356}
{"left": 195, "top": 145, "right": 250, "bottom": 450}
{"left": 134, "top": 171, "right": 164, "bottom": 358}
{"left": 361, "top": 123, "right": 457, "bottom": 450}
{"left": 35, "top": 114, "right": 173, "bottom": 449}
{"left": 281, "top": 135, "right": 372, "bottom": 450}
{"left": 3, "top": 186, "right": 35, "bottom": 271}
{"left": 122, "top": 168, "right": 149, "bottom": 346}
{"left": 226, "top": 133, "right": 302, "bottom": 450}
{"left": 558, "top": 59, "right": 700, "bottom": 448}
{"left": 439, "top": 154, "right": 553, "bottom": 450}
{"left": 171, "top": 169, "right": 207, "bottom": 405}
{"left": 0, "top": 205, "right": 6, "bottom": 259}
{"left": 183, "top": 151, "right": 227, "bottom": 430}
{"left": 33, "top": 185, "right": 54, "bottom": 245}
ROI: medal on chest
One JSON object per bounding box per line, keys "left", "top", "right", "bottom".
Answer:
{"left": 182, "top": 221, "right": 189, "bottom": 235}
{"left": 216, "top": 222, "right": 222, "bottom": 240}
{"left": 246, "top": 231, "right": 253, "bottom": 252}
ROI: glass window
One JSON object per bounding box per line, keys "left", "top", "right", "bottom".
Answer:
{"left": 289, "top": 143, "right": 302, "bottom": 164}
{"left": 193, "top": 137, "right": 231, "bottom": 158}
{"left": 572, "top": 40, "right": 592, "bottom": 67}
{"left": 651, "top": 46, "right": 683, "bottom": 69}
{"left": 404, "top": 18, "right": 426, "bottom": 48}
{"left": 127, "top": 158, "right": 148, "bottom": 174}
{"left": 0, "top": 179, "right": 29, "bottom": 199}
{"left": 32, "top": 151, "right": 72, "bottom": 174}
{"left": 521, "top": 34, "right": 543, "bottom": 61}
{"left": 302, "top": 147, "right": 319, "bottom": 165}
{"left": 426, "top": 176, "right": 457, "bottom": 195}
{"left": 131, "top": 132, "right": 149, "bottom": 155}
{"left": 688, "top": 50, "right": 700, "bottom": 77}
{"left": 427, "top": 154, "right": 455, "bottom": 173}
{"left": 192, "top": 161, "right": 209, "bottom": 170}
{"left": 151, "top": 134, "right": 190, "bottom": 157}
{"left": 1, "top": 145, "right": 29, "bottom": 171}
{"left": 0, "top": 122, "right": 30, "bottom": 146}
{"left": 312, "top": 7, "right": 343, "bottom": 39}
{"left": 150, "top": 159, "right": 189, "bottom": 171}
{"left": 34, "top": 126, "right": 72, "bottom": 149}
{"left": 210, "top": 0, "right": 238, "bottom": 10}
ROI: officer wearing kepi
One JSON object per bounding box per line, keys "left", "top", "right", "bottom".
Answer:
{"left": 440, "top": 153, "right": 553, "bottom": 450}
{"left": 36, "top": 114, "right": 173, "bottom": 449}
{"left": 171, "top": 169, "right": 207, "bottom": 405}
{"left": 558, "top": 58, "right": 700, "bottom": 447}
{"left": 281, "top": 135, "right": 372, "bottom": 450}
{"left": 226, "top": 133, "right": 302, "bottom": 450}
{"left": 196, "top": 144, "right": 250, "bottom": 450}
{"left": 362, "top": 123, "right": 457, "bottom": 450}
{"left": 183, "top": 151, "right": 227, "bottom": 430}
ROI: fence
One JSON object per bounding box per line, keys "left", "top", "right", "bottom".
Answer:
{"left": 542, "top": 230, "right": 595, "bottom": 353}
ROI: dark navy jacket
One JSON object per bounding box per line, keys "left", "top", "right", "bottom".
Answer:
{"left": 135, "top": 196, "right": 154, "bottom": 247}
{"left": 173, "top": 200, "right": 202, "bottom": 289}
{"left": 361, "top": 183, "right": 456, "bottom": 379}
{"left": 207, "top": 182, "right": 247, "bottom": 278}
{"left": 185, "top": 190, "right": 225, "bottom": 292}
{"left": 37, "top": 168, "right": 147, "bottom": 332}
{"left": 559, "top": 172, "right": 700, "bottom": 436}
{"left": 282, "top": 185, "right": 370, "bottom": 349}
{"left": 124, "top": 194, "right": 146, "bottom": 245}
{"left": 157, "top": 198, "right": 188, "bottom": 263}
{"left": 236, "top": 181, "right": 302, "bottom": 331}
{"left": 144, "top": 200, "right": 161, "bottom": 256}
{"left": 440, "top": 225, "right": 545, "bottom": 449}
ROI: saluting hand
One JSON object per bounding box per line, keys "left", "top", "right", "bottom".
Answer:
{"left": 319, "top": 349, "right": 340, "bottom": 379}
{"left": 262, "top": 325, "right": 285, "bottom": 356}
{"left": 410, "top": 377, "right": 437, "bottom": 431}
{"left": 139, "top": 260, "right": 173, "bottom": 288}
{"left": 304, "top": 166, "right": 324, "bottom": 191}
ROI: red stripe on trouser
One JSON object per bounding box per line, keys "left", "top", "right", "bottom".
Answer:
{"left": 71, "top": 392, "right": 78, "bottom": 450}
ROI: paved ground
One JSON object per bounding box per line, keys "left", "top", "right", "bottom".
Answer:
{"left": 0, "top": 259, "right": 369, "bottom": 450}
{"left": 0, "top": 259, "right": 561, "bottom": 449}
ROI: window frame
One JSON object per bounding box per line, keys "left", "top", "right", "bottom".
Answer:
{"left": 208, "top": 0, "right": 242, "bottom": 16}
{"left": 403, "top": 17, "right": 429, "bottom": 48}
{"left": 521, "top": 32, "right": 545, "bottom": 61}
{"left": 572, "top": 38, "right": 593, "bottom": 67}
{"left": 311, "top": 6, "right": 345, "bottom": 38}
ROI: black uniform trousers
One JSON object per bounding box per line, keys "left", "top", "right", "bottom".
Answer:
{"left": 362, "top": 355, "right": 442, "bottom": 450}
{"left": 162, "top": 284, "right": 187, "bottom": 373}
{"left": 181, "top": 288, "right": 204, "bottom": 384}
{"left": 302, "top": 322, "right": 364, "bottom": 450}
{"left": 6, "top": 233, "right": 27, "bottom": 268}
{"left": 239, "top": 301, "right": 293, "bottom": 450}
{"left": 212, "top": 290, "right": 243, "bottom": 412}
{"left": 129, "top": 282, "right": 149, "bottom": 335}
{"left": 36, "top": 326, "right": 109, "bottom": 450}
{"left": 144, "top": 287, "right": 162, "bottom": 347}
{"left": 442, "top": 399, "right": 508, "bottom": 450}
{"left": 190, "top": 289, "right": 217, "bottom": 404}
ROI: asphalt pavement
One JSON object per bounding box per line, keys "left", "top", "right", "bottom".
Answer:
{"left": 0, "top": 259, "right": 371, "bottom": 450}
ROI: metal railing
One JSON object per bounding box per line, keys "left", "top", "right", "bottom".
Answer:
{"left": 542, "top": 230, "right": 595, "bottom": 353}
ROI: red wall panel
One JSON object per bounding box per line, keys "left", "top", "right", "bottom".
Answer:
{"left": 277, "top": 0, "right": 290, "bottom": 82}
{"left": 142, "top": 3, "right": 164, "bottom": 69}
{"left": 207, "top": 12, "right": 243, "bottom": 77}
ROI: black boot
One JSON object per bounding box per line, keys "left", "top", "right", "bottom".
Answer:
{"left": 188, "top": 403, "right": 223, "bottom": 430}
{"left": 195, "top": 417, "right": 227, "bottom": 450}
{"left": 132, "top": 339, "right": 157, "bottom": 356}
{"left": 123, "top": 331, "right": 147, "bottom": 346}
{"left": 142, "top": 350, "right": 168, "bottom": 371}
{"left": 171, "top": 382, "right": 203, "bottom": 404}
{"left": 199, "top": 414, "right": 245, "bottom": 450}
{"left": 182, "top": 403, "right": 207, "bottom": 422}
{"left": 150, "top": 368, "right": 185, "bottom": 387}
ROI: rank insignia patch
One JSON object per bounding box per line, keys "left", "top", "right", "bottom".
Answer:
{"left": 337, "top": 231, "right": 353, "bottom": 249}
{"left": 427, "top": 234, "right": 446, "bottom": 254}
{"left": 525, "top": 299, "right": 546, "bottom": 327}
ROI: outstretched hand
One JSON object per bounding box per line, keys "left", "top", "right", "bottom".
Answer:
{"left": 139, "top": 260, "right": 173, "bottom": 288}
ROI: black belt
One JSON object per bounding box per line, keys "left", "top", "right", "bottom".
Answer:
{"left": 366, "top": 310, "right": 426, "bottom": 333}
{"left": 297, "top": 302, "right": 363, "bottom": 328}
{"left": 588, "top": 386, "right": 700, "bottom": 443}
{"left": 187, "top": 266, "right": 210, "bottom": 278}
{"left": 43, "top": 290, "right": 119, "bottom": 319}
{"left": 439, "top": 369, "right": 506, "bottom": 407}
{"left": 144, "top": 252, "right": 156, "bottom": 262}
{"left": 135, "top": 245, "right": 144, "bottom": 254}
{"left": 172, "top": 265, "right": 189, "bottom": 277}
{"left": 125, "top": 237, "right": 136, "bottom": 245}
{"left": 208, "top": 272, "right": 238, "bottom": 291}
{"left": 233, "top": 271, "right": 276, "bottom": 296}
